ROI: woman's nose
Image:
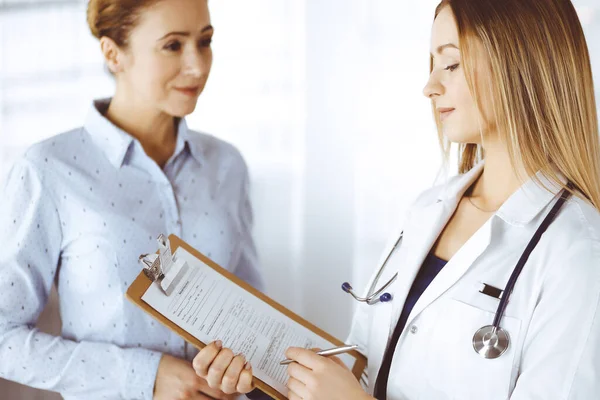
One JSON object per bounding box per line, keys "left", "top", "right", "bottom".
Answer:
{"left": 423, "top": 75, "right": 443, "bottom": 99}
{"left": 183, "top": 50, "right": 208, "bottom": 77}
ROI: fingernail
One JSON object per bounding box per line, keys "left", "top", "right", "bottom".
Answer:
{"left": 215, "top": 340, "right": 222, "bottom": 349}
{"left": 245, "top": 361, "right": 252, "bottom": 370}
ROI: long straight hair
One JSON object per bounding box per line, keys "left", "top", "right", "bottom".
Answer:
{"left": 432, "top": 0, "right": 600, "bottom": 210}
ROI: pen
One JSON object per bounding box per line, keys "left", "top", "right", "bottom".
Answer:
{"left": 279, "top": 344, "right": 359, "bottom": 365}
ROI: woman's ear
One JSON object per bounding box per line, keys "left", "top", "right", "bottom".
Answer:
{"left": 99, "top": 37, "right": 123, "bottom": 74}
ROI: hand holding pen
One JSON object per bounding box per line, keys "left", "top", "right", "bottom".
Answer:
{"left": 283, "top": 344, "right": 372, "bottom": 400}
{"left": 280, "top": 344, "right": 359, "bottom": 365}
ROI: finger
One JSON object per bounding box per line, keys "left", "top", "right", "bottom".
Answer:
{"left": 191, "top": 375, "right": 230, "bottom": 399}
{"left": 206, "top": 348, "right": 235, "bottom": 388}
{"left": 287, "top": 361, "right": 314, "bottom": 385}
{"left": 221, "top": 354, "right": 246, "bottom": 394}
{"left": 193, "top": 341, "right": 223, "bottom": 377}
{"left": 286, "top": 377, "right": 308, "bottom": 399}
{"left": 287, "top": 387, "right": 303, "bottom": 400}
{"left": 236, "top": 362, "right": 255, "bottom": 393}
{"left": 329, "top": 355, "right": 347, "bottom": 368}
{"left": 285, "top": 347, "right": 323, "bottom": 370}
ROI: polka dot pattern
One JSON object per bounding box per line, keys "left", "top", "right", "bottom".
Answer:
{"left": 0, "top": 99, "right": 264, "bottom": 399}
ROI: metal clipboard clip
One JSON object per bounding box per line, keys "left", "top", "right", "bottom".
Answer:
{"left": 139, "top": 234, "right": 188, "bottom": 296}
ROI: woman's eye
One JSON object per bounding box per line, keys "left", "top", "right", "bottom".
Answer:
{"left": 164, "top": 41, "right": 182, "bottom": 51}
{"left": 444, "top": 63, "right": 460, "bottom": 72}
{"left": 199, "top": 38, "right": 213, "bottom": 48}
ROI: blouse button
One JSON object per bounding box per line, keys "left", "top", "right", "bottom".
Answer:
{"left": 410, "top": 325, "right": 418, "bottom": 334}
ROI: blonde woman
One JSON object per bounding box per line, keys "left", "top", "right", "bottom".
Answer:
{"left": 191, "top": 0, "right": 600, "bottom": 399}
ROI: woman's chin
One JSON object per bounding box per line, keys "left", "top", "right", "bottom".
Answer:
{"left": 165, "top": 101, "right": 198, "bottom": 118}
{"left": 442, "top": 128, "right": 481, "bottom": 145}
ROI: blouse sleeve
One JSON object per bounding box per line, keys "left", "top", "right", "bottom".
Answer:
{"left": 0, "top": 157, "right": 162, "bottom": 399}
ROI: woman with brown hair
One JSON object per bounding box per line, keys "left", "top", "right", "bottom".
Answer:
{"left": 194, "top": 0, "right": 600, "bottom": 399}
{"left": 0, "top": 0, "right": 262, "bottom": 399}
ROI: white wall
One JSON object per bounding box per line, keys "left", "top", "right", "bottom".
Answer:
{"left": 0, "top": 1, "right": 598, "bottom": 398}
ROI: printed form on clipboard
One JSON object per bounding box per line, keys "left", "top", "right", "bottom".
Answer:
{"left": 126, "top": 234, "right": 367, "bottom": 400}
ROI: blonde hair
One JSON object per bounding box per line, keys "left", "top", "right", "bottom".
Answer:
{"left": 432, "top": 0, "right": 600, "bottom": 210}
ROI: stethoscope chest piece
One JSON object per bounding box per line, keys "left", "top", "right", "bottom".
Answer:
{"left": 472, "top": 325, "right": 510, "bottom": 359}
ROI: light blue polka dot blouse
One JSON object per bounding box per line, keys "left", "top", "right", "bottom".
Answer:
{"left": 0, "top": 99, "right": 264, "bottom": 399}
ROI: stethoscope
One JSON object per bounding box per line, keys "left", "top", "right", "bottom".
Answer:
{"left": 342, "top": 187, "right": 572, "bottom": 359}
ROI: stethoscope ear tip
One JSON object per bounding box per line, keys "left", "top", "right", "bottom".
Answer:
{"left": 380, "top": 293, "right": 392, "bottom": 302}
{"left": 342, "top": 282, "right": 352, "bottom": 293}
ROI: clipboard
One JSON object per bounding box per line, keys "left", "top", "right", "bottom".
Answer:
{"left": 126, "top": 234, "right": 367, "bottom": 400}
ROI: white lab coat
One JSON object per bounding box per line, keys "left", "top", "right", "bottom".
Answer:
{"left": 347, "top": 162, "right": 600, "bottom": 399}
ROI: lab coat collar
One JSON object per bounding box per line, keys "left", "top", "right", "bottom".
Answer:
{"left": 436, "top": 160, "right": 566, "bottom": 227}
{"left": 84, "top": 98, "right": 202, "bottom": 168}
{"left": 392, "top": 162, "right": 491, "bottom": 333}
{"left": 388, "top": 161, "right": 567, "bottom": 349}
{"left": 496, "top": 171, "right": 566, "bottom": 227}
{"left": 436, "top": 160, "right": 486, "bottom": 208}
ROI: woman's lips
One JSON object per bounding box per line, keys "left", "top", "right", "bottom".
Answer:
{"left": 175, "top": 86, "right": 200, "bottom": 97}
{"left": 438, "top": 108, "right": 455, "bottom": 121}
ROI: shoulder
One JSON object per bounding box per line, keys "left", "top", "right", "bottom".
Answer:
{"left": 542, "top": 195, "right": 600, "bottom": 284}
{"left": 1, "top": 130, "right": 86, "bottom": 209}
{"left": 546, "top": 195, "right": 600, "bottom": 254}
{"left": 8, "top": 128, "right": 86, "bottom": 181}
{"left": 561, "top": 195, "right": 600, "bottom": 243}
{"left": 21, "top": 127, "right": 88, "bottom": 168}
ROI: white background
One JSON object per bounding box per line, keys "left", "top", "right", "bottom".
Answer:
{"left": 0, "top": 0, "right": 598, "bottom": 398}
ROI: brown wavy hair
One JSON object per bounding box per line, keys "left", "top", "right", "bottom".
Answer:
{"left": 86, "top": 0, "right": 161, "bottom": 46}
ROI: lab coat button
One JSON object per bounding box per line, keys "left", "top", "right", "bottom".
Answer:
{"left": 410, "top": 325, "right": 418, "bottom": 334}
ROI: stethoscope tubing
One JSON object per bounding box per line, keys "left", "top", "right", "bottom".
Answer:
{"left": 346, "top": 185, "right": 573, "bottom": 329}
{"left": 492, "top": 187, "right": 572, "bottom": 328}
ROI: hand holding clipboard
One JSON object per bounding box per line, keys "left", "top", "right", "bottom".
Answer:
{"left": 127, "top": 234, "right": 366, "bottom": 400}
